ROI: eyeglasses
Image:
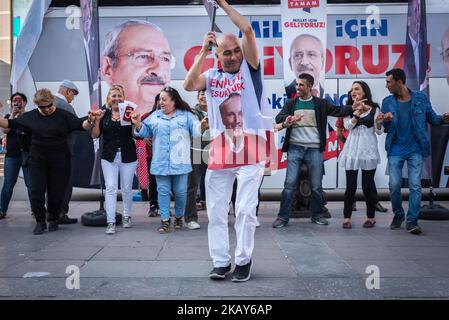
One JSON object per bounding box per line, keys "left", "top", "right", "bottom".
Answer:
{"left": 119, "top": 50, "right": 176, "bottom": 69}
{"left": 291, "top": 51, "right": 321, "bottom": 62}
{"left": 37, "top": 103, "right": 53, "bottom": 109}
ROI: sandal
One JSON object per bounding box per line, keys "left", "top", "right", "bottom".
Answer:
{"left": 342, "top": 221, "right": 352, "bottom": 229}
{"left": 158, "top": 219, "right": 170, "bottom": 234}
{"left": 174, "top": 217, "right": 183, "bottom": 230}
{"left": 363, "top": 220, "right": 376, "bottom": 228}
{"left": 196, "top": 201, "right": 206, "bottom": 211}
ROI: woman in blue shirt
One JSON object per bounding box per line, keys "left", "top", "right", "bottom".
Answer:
{"left": 132, "top": 87, "right": 201, "bottom": 233}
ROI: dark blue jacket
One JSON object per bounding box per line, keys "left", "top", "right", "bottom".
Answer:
{"left": 381, "top": 89, "right": 442, "bottom": 158}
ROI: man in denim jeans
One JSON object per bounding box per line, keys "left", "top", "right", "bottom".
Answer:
{"left": 380, "top": 68, "right": 449, "bottom": 235}
{"left": 272, "top": 73, "right": 365, "bottom": 228}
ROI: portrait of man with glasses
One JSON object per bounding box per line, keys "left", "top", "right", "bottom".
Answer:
{"left": 285, "top": 34, "right": 325, "bottom": 99}
{"left": 101, "top": 20, "right": 173, "bottom": 115}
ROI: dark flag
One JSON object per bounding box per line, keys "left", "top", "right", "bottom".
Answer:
{"left": 80, "top": 0, "right": 101, "bottom": 110}
{"left": 74, "top": 0, "right": 102, "bottom": 187}
{"left": 404, "top": 0, "right": 428, "bottom": 94}
{"left": 203, "top": 0, "right": 221, "bottom": 33}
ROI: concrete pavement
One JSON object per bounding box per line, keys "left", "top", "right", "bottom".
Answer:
{"left": 1, "top": 200, "right": 449, "bottom": 299}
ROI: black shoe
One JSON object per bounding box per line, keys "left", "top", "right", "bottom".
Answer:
{"left": 390, "top": 215, "right": 405, "bottom": 230}
{"left": 375, "top": 202, "right": 388, "bottom": 212}
{"left": 272, "top": 218, "right": 288, "bottom": 228}
{"left": 406, "top": 221, "right": 422, "bottom": 235}
{"left": 231, "top": 260, "right": 252, "bottom": 282}
{"left": 58, "top": 214, "right": 78, "bottom": 224}
{"left": 48, "top": 221, "right": 59, "bottom": 232}
{"left": 322, "top": 207, "right": 331, "bottom": 218}
{"left": 148, "top": 204, "right": 159, "bottom": 217}
{"left": 33, "top": 222, "right": 47, "bottom": 235}
{"left": 352, "top": 202, "right": 357, "bottom": 211}
{"left": 311, "top": 216, "right": 329, "bottom": 225}
{"left": 209, "top": 264, "right": 232, "bottom": 280}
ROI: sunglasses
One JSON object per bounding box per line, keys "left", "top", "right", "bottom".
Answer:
{"left": 37, "top": 103, "right": 53, "bottom": 109}
{"left": 162, "top": 86, "right": 176, "bottom": 92}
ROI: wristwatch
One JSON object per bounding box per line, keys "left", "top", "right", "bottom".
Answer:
{"left": 353, "top": 114, "right": 360, "bottom": 120}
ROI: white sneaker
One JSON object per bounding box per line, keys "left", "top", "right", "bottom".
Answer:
{"left": 255, "top": 218, "right": 261, "bottom": 228}
{"left": 186, "top": 221, "right": 201, "bottom": 230}
{"left": 106, "top": 223, "right": 116, "bottom": 235}
{"left": 123, "top": 216, "right": 132, "bottom": 228}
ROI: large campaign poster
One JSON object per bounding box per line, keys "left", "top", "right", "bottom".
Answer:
{"left": 281, "top": 0, "right": 327, "bottom": 99}
{"left": 28, "top": 3, "right": 449, "bottom": 190}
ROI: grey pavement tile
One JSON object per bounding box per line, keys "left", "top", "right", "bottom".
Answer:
{"left": 29, "top": 246, "right": 103, "bottom": 261}
{"left": 251, "top": 259, "right": 297, "bottom": 278}
{"left": 157, "top": 245, "right": 211, "bottom": 260}
{"left": 0, "top": 278, "right": 95, "bottom": 298}
{"left": 178, "top": 277, "right": 310, "bottom": 298}
{"left": 378, "top": 277, "right": 449, "bottom": 299}
{"left": 343, "top": 259, "right": 434, "bottom": 278}
{"left": 301, "top": 277, "right": 383, "bottom": 300}
{"left": 288, "top": 254, "right": 356, "bottom": 278}
{"left": 148, "top": 260, "right": 212, "bottom": 277}
{"left": 330, "top": 246, "right": 403, "bottom": 260}
{"left": 88, "top": 277, "right": 182, "bottom": 298}
{"left": 389, "top": 246, "right": 449, "bottom": 260}
{"left": 79, "top": 260, "right": 154, "bottom": 278}
{"left": 411, "top": 259, "right": 449, "bottom": 277}
{"left": 91, "top": 246, "right": 160, "bottom": 261}
{"left": 0, "top": 260, "right": 86, "bottom": 278}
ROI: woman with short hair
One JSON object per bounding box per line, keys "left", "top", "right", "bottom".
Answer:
{"left": 0, "top": 89, "right": 96, "bottom": 234}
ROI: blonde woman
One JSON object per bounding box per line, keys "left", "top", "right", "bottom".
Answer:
{"left": 91, "top": 85, "right": 137, "bottom": 235}
{"left": 0, "top": 89, "right": 95, "bottom": 234}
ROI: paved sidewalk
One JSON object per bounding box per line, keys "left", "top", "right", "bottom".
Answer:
{"left": 1, "top": 200, "right": 449, "bottom": 299}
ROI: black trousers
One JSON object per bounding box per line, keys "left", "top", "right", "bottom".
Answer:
{"left": 29, "top": 151, "right": 71, "bottom": 223}
{"left": 344, "top": 169, "right": 377, "bottom": 219}
{"left": 146, "top": 157, "right": 158, "bottom": 206}
{"left": 184, "top": 162, "right": 208, "bottom": 222}
{"left": 61, "top": 154, "right": 74, "bottom": 215}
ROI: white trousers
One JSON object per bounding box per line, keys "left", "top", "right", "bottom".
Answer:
{"left": 206, "top": 162, "right": 265, "bottom": 267}
{"left": 101, "top": 152, "right": 137, "bottom": 223}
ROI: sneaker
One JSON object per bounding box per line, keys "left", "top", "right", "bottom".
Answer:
{"left": 48, "top": 221, "right": 59, "bottom": 232}
{"left": 255, "top": 218, "right": 261, "bottom": 228}
{"left": 0, "top": 211, "right": 7, "bottom": 220}
{"left": 174, "top": 217, "right": 183, "bottom": 230}
{"left": 231, "top": 260, "right": 252, "bottom": 282}
{"left": 148, "top": 204, "right": 159, "bottom": 217}
{"left": 33, "top": 222, "right": 47, "bottom": 235}
{"left": 123, "top": 216, "right": 132, "bottom": 228}
{"left": 272, "top": 218, "right": 288, "bottom": 229}
{"left": 375, "top": 202, "right": 388, "bottom": 212}
{"left": 186, "top": 221, "right": 201, "bottom": 230}
{"left": 390, "top": 215, "right": 405, "bottom": 230}
{"left": 58, "top": 214, "right": 78, "bottom": 224}
{"left": 106, "top": 223, "right": 116, "bottom": 235}
{"left": 406, "top": 221, "right": 422, "bottom": 235}
{"left": 209, "top": 264, "right": 231, "bottom": 280}
{"left": 311, "top": 216, "right": 329, "bottom": 225}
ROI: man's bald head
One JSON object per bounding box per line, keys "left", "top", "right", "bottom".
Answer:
{"left": 216, "top": 33, "right": 243, "bottom": 73}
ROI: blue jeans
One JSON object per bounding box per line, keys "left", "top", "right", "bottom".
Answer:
{"left": 155, "top": 174, "right": 188, "bottom": 221}
{"left": 0, "top": 156, "right": 32, "bottom": 213}
{"left": 388, "top": 153, "right": 423, "bottom": 223}
{"left": 278, "top": 145, "right": 324, "bottom": 221}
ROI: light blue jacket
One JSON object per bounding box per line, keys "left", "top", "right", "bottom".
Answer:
{"left": 134, "top": 109, "right": 201, "bottom": 176}
{"left": 381, "top": 89, "right": 443, "bottom": 158}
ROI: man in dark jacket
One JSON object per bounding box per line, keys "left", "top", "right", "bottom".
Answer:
{"left": 54, "top": 80, "right": 79, "bottom": 224}
{"left": 272, "top": 73, "right": 365, "bottom": 228}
